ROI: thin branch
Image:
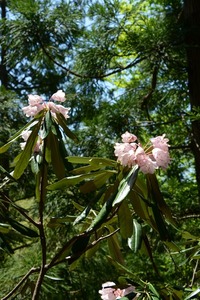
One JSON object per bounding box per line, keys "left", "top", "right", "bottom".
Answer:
{"left": 36, "top": 32, "right": 146, "bottom": 79}
{"left": 32, "top": 141, "right": 48, "bottom": 300}
{"left": 190, "top": 259, "right": 199, "bottom": 287}
{"left": 46, "top": 228, "right": 120, "bottom": 269}
{"left": 1, "top": 267, "right": 40, "bottom": 300}
{"left": 176, "top": 214, "right": 200, "bottom": 220}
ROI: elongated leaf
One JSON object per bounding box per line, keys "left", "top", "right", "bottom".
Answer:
{"left": 86, "top": 184, "right": 119, "bottom": 231}
{"left": 112, "top": 165, "right": 139, "bottom": 207}
{"left": 56, "top": 112, "right": 78, "bottom": 142}
{"left": 67, "top": 156, "right": 117, "bottom": 168}
{"left": 47, "top": 170, "right": 110, "bottom": 190}
{"left": 152, "top": 204, "right": 170, "bottom": 241}
{"left": 147, "top": 283, "right": 161, "bottom": 299}
{"left": 40, "top": 110, "right": 52, "bottom": 139}
{"left": 48, "top": 216, "right": 76, "bottom": 228}
{"left": 118, "top": 200, "right": 133, "bottom": 239}
{"left": 49, "top": 131, "right": 65, "bottom": 179}
{"left": 107, "top": 234, "right": 124, "bottom": 265}
{"left": 13, "top": 120, "right": 42, "bottom": 179}
{"left": 129, "top": 190, "right": 150, "bottom": 221}
{"left": 8, "top": 219, "right": 38, "bottom": 237}
{"left": 146, "top": 174, "right": 176, "bottom": 225}
{"left": 71, "top": 235, "right": 90, "bottom": 254}
{"left": 128, "top": 219, "right": 142, "bottom": 253}
{"left": 0, "top": 223, "right": 10, "bottom": 234}
{"left": 106, "top": 255, "right": 134, "bottom": 276}
{"left": 185, "top": 288, "right": 200, "bottom": 299}
{"left": 73, "top": 206, "right": 91, "bottom": 226}
{"left": 0, "top": 165, "right": 17, "bottom": 181}
{"left": 0, "top": 118, "right": 40, "bottom": 154}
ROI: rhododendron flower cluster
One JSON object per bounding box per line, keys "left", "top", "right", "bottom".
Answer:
{"left": 22, "top": 90, "right": 70, "bottom": 119}
{"left": 99, "top": 282, "right": 136, "bottom": 300}
{"left": 114, "top": 131, "right": 170, "bottom": 174}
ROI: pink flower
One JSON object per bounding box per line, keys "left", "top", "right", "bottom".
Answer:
{"left": 99, "top": 282, "right": 136, "bottom": 300}
{"left": 51, "top": 90, "right": 66, "bottom": 102}
{"left": 22, "top": 90, "right": 70, "bottom": 119}
{"left": 22, "top": 103, "right": 44, "bottom": 117}
{"left": 150, "top": 134, "right": 169, "bottom": 151}
{"left": 99, "top": 282, "right": 116, "bottom": 300}
{"left": 152, "top": 148, "right": 170, "bottom": 170}
{"left": 121, "top": 131, "right": 137, "bottom": 143}
{"left": 136, "top": 153, "right": 157, "bottom": 174}
{"left": 114, "top": 132, "right": 170, "bottom": 174}
{"left": 28, "top": 94, "right": 43, "bottom": 106}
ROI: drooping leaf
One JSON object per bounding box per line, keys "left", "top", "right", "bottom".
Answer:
{"left": 47, "top": 170, "right": 111, "bottom": 190}
{"left": 107, "top": 233, "right": 124, "bottom": 265}
{"left": 56, "top": 112, "right": 78, "bottom": 142}
{"left": 146, "top": 174, "right": 176, "bottom": 226}
{"left": 112, "top": 165, "right": 139, "bottom": 207}
{"left": 0, "top": 116, "right": 43, "bottom": 154}
{"left": 86, "top": 184, "right": 119, "bottom": 231}
{"left": 71, "top": 235, "right": 90, "bottom": 255}
{"left": 0, "top": 165, "right": 17, "bottom": 182}
{"left": 128, "top": 219, "right": 142, "bottom": 253}
{"left": 8, "top": 218, "right": 39, "bottom": 238}
{"left": 13, "top": 120, "right": 42, "bottom": 179}
{"left": 118, "top": 200, "right": 133, "bottom": 239}
{"left": 49, "top": 131, "right": 66, "bottom": 179}
{"left": 40, "top": 110, "right": 52, "bottom": 139}
{"left": 152, "top": 204, "right": 171, "bottom": 241}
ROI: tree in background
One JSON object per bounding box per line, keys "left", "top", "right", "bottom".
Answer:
{"left": 0, "top": 0, "right": 200, "bottom": 299}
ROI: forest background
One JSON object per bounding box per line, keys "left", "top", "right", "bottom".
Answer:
{"left": 0, "top": 0, "right": 200, "bottom": 299}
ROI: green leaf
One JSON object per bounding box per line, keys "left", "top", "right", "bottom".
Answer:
{"left": 44, "top": 275, "right": 63, "bottom": 281}
{"left": 8, "top": 219, "right": 38, "bottom": 238}
{"left": 185, "top": 288, "right": 200, "bottom": 299}
{"left": 47, "top": 170, "right": 111, "bottom": 190}
{"left": 67, "top": 156, "right": 117, "bottom": 168}
{"left": 71, "top": 235, "right": 90, "bottom": 254}
{"left": 129, "top": 189, "right": 150, "bottom": 221}
{"left": 112, "top": 165, "right": 139, "bottom": 207}
{"left": 0, "top": 223, "right": 11, "bottom": 234}
{"left": 48, "top": 216, "right": 76, "bottom": 228}
{"left": 118, "top": 200, "right": 133, "bottom": 239}
{"left": 107, "top": 233, "right": 124, "bottom": 265}
{"left": 49, "top": 131, "right": 66, "bottom": 179}
{"left": 128, "top": 219, "right": 142, "bottom": 253}
{"left": 106, "top": 255, "right": 134, "bottom": 276}
{"left": 40, "top": 110, "right": 52, "bottom": 139}
{"left": 56, "top": 112, "right": 78, "bottom": 142}
{"left": 146, "top": 174, "right": 176, "bottom": 226}
{"left": 13, "top": 120, "right": 42, "bottom": 179}
{"left": 86, "top": 184, "right": 118, "bottom": 231}
{"left": 0, "top": 112, "right": 44, "bottom": 154}
{"left": 152, "top": 204, "right": 170, "bottom": 241}
{"left": 147, "top": 282, "right": 160, "bottom": 298}
{"left": 73, "top": 206, "right": 91, "bottom": 226}
{"left": 0, "top": 165, "right": 17, "bottom": 181}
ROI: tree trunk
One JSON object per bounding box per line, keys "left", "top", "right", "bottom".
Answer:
{"left": 184, "top": 0, "right": 200, "bottom": 198}
{"left": 0, "top": 0, "right": 8, "bottom": 87}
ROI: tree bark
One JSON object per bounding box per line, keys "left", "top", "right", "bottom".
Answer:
{"left": 0, "top": 0, "right": 8, "bottom": 87}
{"left": 184, "top": 0, "right": 200, "bottom": 197}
